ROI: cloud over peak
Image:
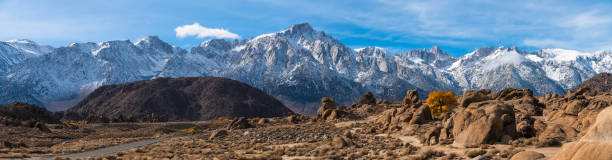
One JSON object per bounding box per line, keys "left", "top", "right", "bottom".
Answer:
{"left": 175, "top": 23, "right": 240, "bottom": 39}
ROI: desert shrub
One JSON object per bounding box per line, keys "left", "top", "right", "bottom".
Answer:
{"left": 180, "top": 126, "right": 201, "bottom": 133}
{"left": 61, "top": 120, "right": 84, "bottom": 129}
{"left": 426, "top": 90, "right": 458, "bottom": 116}
{"left": 214, "top": 117, "right": 231, "bottom": 124}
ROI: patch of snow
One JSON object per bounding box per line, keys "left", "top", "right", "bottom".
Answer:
{"left": 232, "top": 45, "right": 246, "bottom": 52}
{"left": 542, "top": 48, "right": 592, "bottom": 61}
{"left": 354, "top": 47, "right": 366, "bottom": 52}
{"left": 525, "top": 54, "right": 543, "bottom": 62}
{"left": 483, "top": 50, "right": 525, "bottom": 70}
{"left": 409, "top": 57, "right": 424, "bottom": 64}
{"left": 253, "top": 33, "right": 277, "bottom": 41}
{"left": 93, "top": 43, "right": 110, "bottom": 56}
{"left": 6, "top": 39, "right": 53, "bottom": 56}
{"left": 448, "top": 60, "right": 462, "bottom": 70}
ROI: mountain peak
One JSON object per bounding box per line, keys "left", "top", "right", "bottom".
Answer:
{"left": 134, "top": 35, "right": 177, "bottom": 54}
{"left": 287, "top": 22, "right": 314, "bottom": 33}
{"left": 199, "top": 39, "right": 233, "bottom": 50}
{"left": 429, "top": 46, "right": 443, "bottom": 54}
{"left": 141, "top": 35, "right": 161, "bottom": 41}
{"left": 4, "top": 39, "right": 54, "bottom": 55}
{"left": 7, "top": 39, "right": 37, "bottom": 44}
{"left": 355, "top": 46, "right": 388, "bottom": 57}
{"left": 135, "top": 35, "right": 165, "bottom": 46}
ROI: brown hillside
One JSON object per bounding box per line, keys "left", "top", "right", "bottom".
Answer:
{"left": 0, "top": 102, "right": 60, "bottom": 124}
{"left": 65, "top": 77, "right": 293, "bottom": 122}
{"left": 571, "top": 73, "right": 612, "bottom": 94}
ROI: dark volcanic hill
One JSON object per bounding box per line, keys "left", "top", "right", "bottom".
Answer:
{"left": 0, "top": 102, "right": 60, "bottom": 124}
{"left": 65, "top": 77, "right": 293, "bottom": 122}
{"left": 571, "top": 73, "right": 612, "bottom": 94}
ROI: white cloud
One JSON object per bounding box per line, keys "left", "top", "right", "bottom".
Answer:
{"left": 522, "top": 39, "right": 569, "bottom": 48}
{"left": 564, "top": 11, "right": 612, "bottom": 29}
{"left": 175, "top": 23, "right": 240, "bottom": 39}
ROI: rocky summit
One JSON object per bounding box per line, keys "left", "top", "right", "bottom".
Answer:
{"left": 64, "top": 77, "right": 293, "bottom": 122}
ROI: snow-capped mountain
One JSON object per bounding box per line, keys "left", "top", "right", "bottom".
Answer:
{"left": 1, "top": 23, "right": 610, "bottom": 114}
{"left": 0, "top": 39, "right": 53, "bottom": 73}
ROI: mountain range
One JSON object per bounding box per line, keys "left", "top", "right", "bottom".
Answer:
{"left": 1, "top": 23, "right": 611, "bottom": 114}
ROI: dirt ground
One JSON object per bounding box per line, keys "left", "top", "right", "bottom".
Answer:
{"left": 2, "top": 113, "right": 562, "bottom": 160}
{"left": 0, "top": 121, "right": 213, "bottom": 159}
{"left": 1, "top": 96, "right": 577, "bottom": 160}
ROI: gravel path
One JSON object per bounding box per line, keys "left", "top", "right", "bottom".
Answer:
{"left": 32, "top": 137, "right": 170, "bottom": 160}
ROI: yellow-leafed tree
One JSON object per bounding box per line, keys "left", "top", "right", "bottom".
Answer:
{"left": 426, "top": 90, "right": 458, "bottom": 117}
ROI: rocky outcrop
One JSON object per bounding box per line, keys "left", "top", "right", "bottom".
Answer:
{"left": 570, "top": 73, "right": 612, "bottom": 96}
{"left": 357, "top": 92, "right": 376, "bottom": 106}
{"left": 503, "top": 95, "right": 544, "bottom": 117}
{"left": 378, "top": 107, "right": 413, "bottom": 131}
{"left": 316, "top": 97, "right": 343, "bottom": 121}
{"left": 515, "top": 114, "right": 536, "bottom": 138}
{"left": 65, "top": 77, "right": 293, "bottom": 122}
{"left": 510, "top": 151, "right": 545, "bottom": 160}
{"left": 422, "top": 126, "right": 443, "bottom": 145}
{"left": 209, "top": 129, "right": 229, "bottom": 140}
{"left": 537, "top": 123, "right": 578, "bottom": 146}
{"left": 538, "top": 87, "right": 612, "bottom": 144}
{"left": 458, "top": 89, "right": 492, "bottom": 107}
{"left": 409, "top": 104, "right": 433, "bottom": 125}
{"left": 377, "top": 103, "right": 432, "bottom": 132}
{"left": 401, "top": 89, "right": 419, "bottom": 107}
{"left": 495, "top": 88, "right": 533, "bottom": 101}
{"left": 317, "top": 97, "right": 336, "bottom": 116}
{"left": 452, "top": 101, "right": 516, "bottom": 147}
{"left": 227, "top": 117, "right": 253, "bottom": 130}
{"left": 331, "top": 136, "right": 352, "bottom": 148}
{"left": 553, "top": 106, "right": 612, "bottom": 160}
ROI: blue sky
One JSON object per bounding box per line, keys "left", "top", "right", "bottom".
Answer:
{"left": 1, "top": 0, "right": 611, "bottom": 57}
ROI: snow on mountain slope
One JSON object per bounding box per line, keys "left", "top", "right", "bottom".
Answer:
{"left": 446, "top": 46, "right": 607, "bottom": 95}
{"left": 1, "top": 23, "right": 611, "bottom": 114}
{"left": 1, "top": 37, "right": 186, "bottom": 111}
{"left": 5, "top": 39, "right": 53, "bottom": 56}
{"left": 0, "top": 40, "right": 53, "bottom": 73}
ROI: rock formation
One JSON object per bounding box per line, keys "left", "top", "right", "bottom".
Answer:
{"left": 316, "top": 97, "right": 343, "bottom": 121}
{"left": 553, "top": 106, "right": 612, "bottom": 159}
{"left": 401, "top": 89, "right": 420, "bottom": 106}
{"left": 570, "top": 73, "right": 612, "bottom": 96}
{"left": 510, "top": 151, "right": 545, "bottom": 160}
{"left": 457, "top": 89, "right": 492, "bottom": 107}
{"left": 227, "top": 117, "right": 253, "bottom": 130}
{"left": 452, "top": 101, "right": 516, "bottom": 147}
{"left": 357, "top": 92, "right": 376, "bottom": 106}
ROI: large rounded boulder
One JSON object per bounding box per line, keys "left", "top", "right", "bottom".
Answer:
{"left": 451, "top": 100, "right": 516, "bottom": 147}
{"left": 553, "top": 106, "right": 612, "bottom": 159}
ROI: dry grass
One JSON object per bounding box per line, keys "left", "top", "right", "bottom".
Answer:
{"left": 180, "top": 126, "right": 201, "bottom": 133}
{"left": 214, "top": 117, "right": 231, "bottom": 124}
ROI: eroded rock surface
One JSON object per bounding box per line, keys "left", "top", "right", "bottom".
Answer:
{"left": 553, "top": 106, "right": 612, "bottom": 160}
{"left": 452, "top": 101, "right": 516, "bottom": 147}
